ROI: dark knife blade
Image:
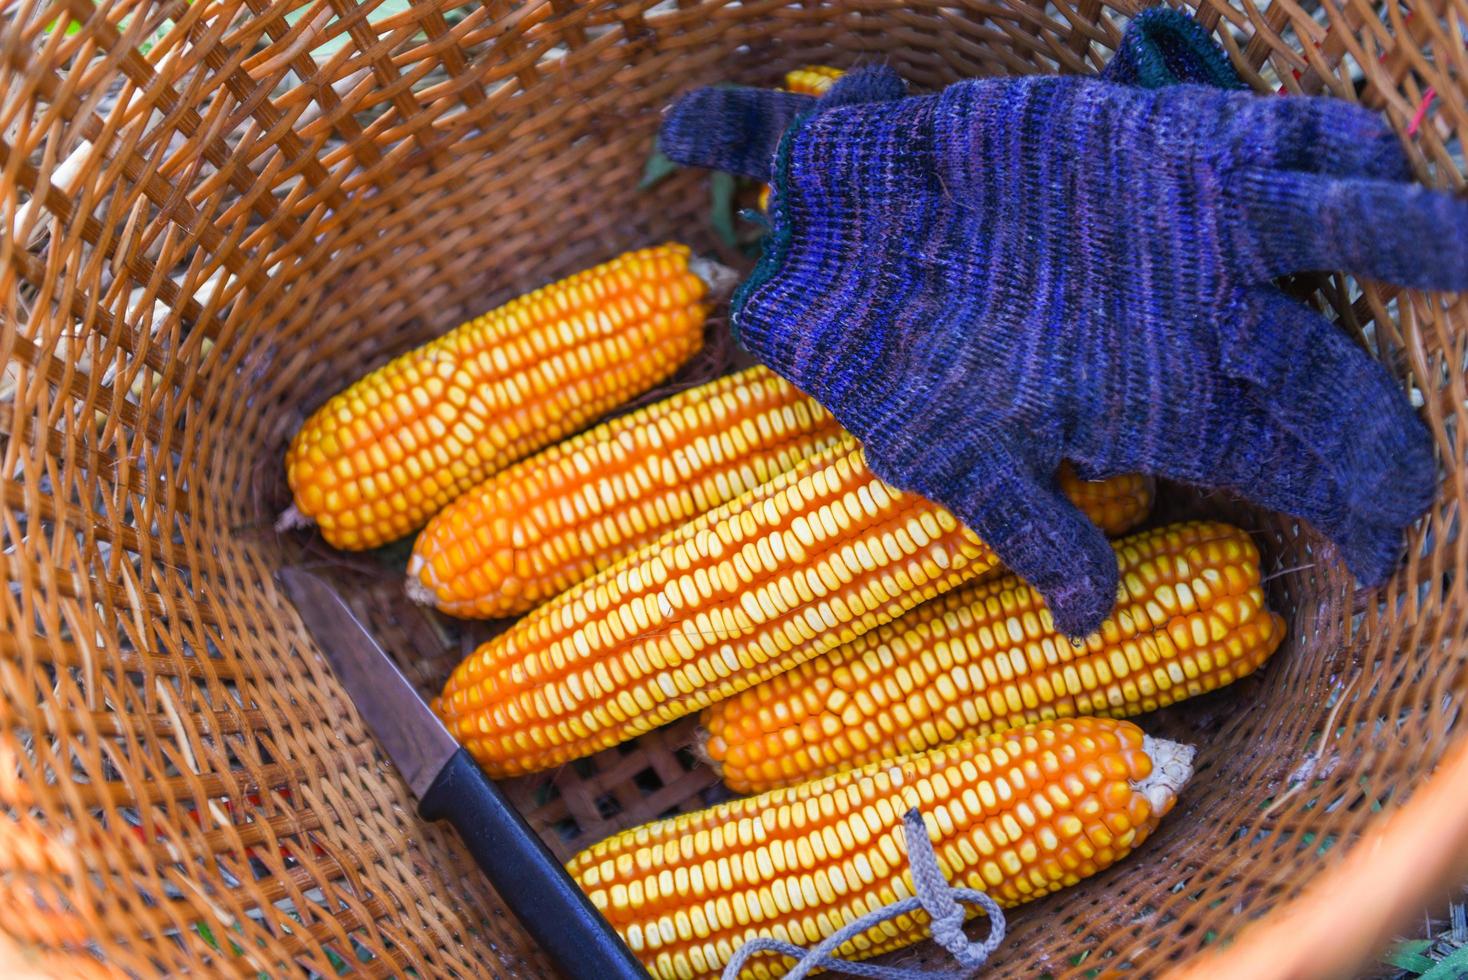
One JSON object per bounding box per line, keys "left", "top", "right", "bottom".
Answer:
{"left": 277, "top": 567, "right": 648, "bottom": 980}
{"left": 278, "top": 567, "right": 455, "bottom": 798}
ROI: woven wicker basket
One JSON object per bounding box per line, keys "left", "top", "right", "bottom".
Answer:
{"left": 3, "top": 0, "right": 1466, "bottom": 976}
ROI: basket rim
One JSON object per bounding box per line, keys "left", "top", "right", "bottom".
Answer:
{"left": 1165, "top": 734, "right": 1468, "bottom": 979}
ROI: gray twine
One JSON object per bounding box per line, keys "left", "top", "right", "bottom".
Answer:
{"left": 719, "top": 808, "right": 1006, "bottom": 980}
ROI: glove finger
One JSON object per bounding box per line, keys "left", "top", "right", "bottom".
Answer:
{"left": 659, "top": 87, "right": 816, "bottom": 180}
{"left": 933, "top": 450, "right": 1119, "bottom": 638}
{"left": 1218, "top": 286, "right": 1437, "bottom": 528}
{"left": 1222, "top": 96, "right": 1411, "bottom": 181}
{"left": 1099, "top": 7, "right": 1244, "bottom": 90}
{"left": 1215, "top": 401, "right": 1412, "bottom": 585}
{"left": 817, "top": 65, "right": 908, "bottom": 107}
{"left": 1331, "top": 515, "right": 1413, "bottom": 586}
{"left": 1233, "top": 167, "right": 1468, "bottom": 289}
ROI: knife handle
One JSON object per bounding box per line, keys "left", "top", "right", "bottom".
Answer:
{"left": 419, "top": 747, "right": 648, "bottom": 980}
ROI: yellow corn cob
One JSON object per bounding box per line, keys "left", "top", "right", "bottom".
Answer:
{"left": 435, "top": 435, "right": 1152, "bottom": 776}
{"left": 758, "top": 66, "right": 847, "bottom": 211}
{"left": 284, "top": 244, "right": 727, "bottom": 550}
{"left": 568, "top": 717, "right": 1193, "bottom": 980}
{"left": 701, "top": 522, "right": 1284, "bottom": 793}
{"left": 407, "top": 366, "right": 845, "bottom": 618}
{"left": 782, "top": 65, "right": 844, "bottom": 96}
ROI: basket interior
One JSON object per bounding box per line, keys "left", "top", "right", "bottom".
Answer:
{"left": 2, "top": 0, "right": 1466, "bottom": 976}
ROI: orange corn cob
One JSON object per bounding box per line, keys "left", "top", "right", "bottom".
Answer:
{"left": 435, "top": 436, "right": 1152, "bottom": 776}
{"left": 284, "top": 244, "right": 728, "bottom": 550}
{"left": 407, "top": 366, "right": 845, "bottom": 618}
{"left": 758, "top": 66, "right": 846, "bottom": 211}
{"left": 782, "top": 65, "right": 844, "bottom": 96}
{"left": 568, "top": 717, "right": 1193, "bottom": 980}
{"left": 702, "top": 522, "right": 1284, "bottom": 792}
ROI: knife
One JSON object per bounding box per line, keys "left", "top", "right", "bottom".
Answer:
{"left": 277, "top": 568, "right": 648, "bottom": 980}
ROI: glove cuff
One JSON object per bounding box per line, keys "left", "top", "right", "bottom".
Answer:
{"left": 731, "top": 105, "right": 805, "bottom": 342}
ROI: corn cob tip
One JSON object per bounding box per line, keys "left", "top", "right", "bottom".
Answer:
{"left": 404, "top": 570, "right": 436, "bottom": 607}
{"left": 688, "top": 256, "right": 740, "bottom": 297}
{"left": 1137, "top": 735, "right": 1195, "bottom": 817}
{"left": 275, "top": 504, "right": 311, "bottom": 532}
{"left": 692, "top": 726, "right": 719, "bottom": 770}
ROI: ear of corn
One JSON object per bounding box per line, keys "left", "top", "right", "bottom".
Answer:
{"left": 285, "top": 244, "right": 722, "bottom": 550}
{"left": 435, "top": 437, "right": 1153, "bottom": 777}
{"left": 567, "top": 717, "right": 1193, "bottom": 980}
{"left": 701, "top": 522, "right": 1284, "bottom": 793}
{"left": 406, "top": 366, "right": 845, "bottom": 618}
{"left": 782, "top": 65, "right": 844, "bottom": 96}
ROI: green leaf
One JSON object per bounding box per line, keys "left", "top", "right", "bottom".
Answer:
{"left": 1420, "top": 944, "right": 1468, "bottom": 980}
{"left": 194, "top": 922, "right": 243, "bottom": 957}
{"left": 709, "top": 172, "right": 738, "bottom": 249}
{"left": 325, "top": 945, "right": 350, "bottom": 974}
{"left": 1384, "top": 939, "right": 1436, "bottom": 974}
{"left": 138, "top": 17, "right": 174, "bottom": 56}
{"left": 638, "top": 145, "right": 680, "bottom": 190}
{"left": 43, "top": 16, "right": 84, "bottom": 36}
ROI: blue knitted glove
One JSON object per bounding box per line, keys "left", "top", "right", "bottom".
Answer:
{"left": 661, "top": 66, "right": 1464, "bottom": 636}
